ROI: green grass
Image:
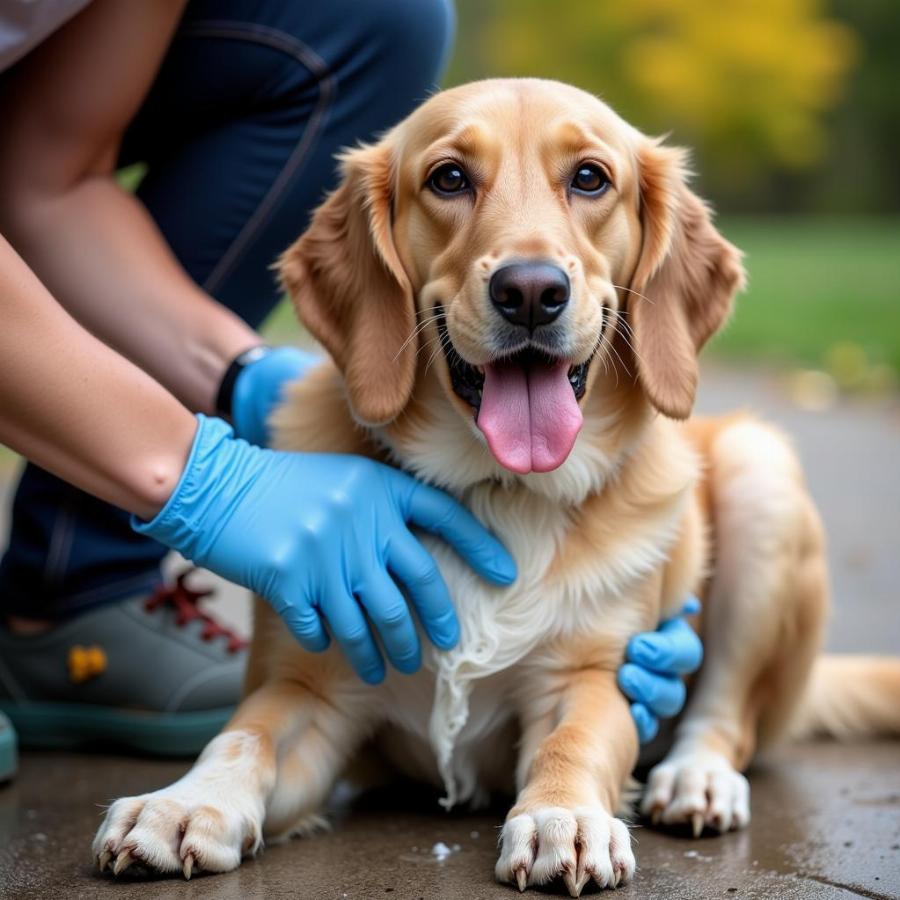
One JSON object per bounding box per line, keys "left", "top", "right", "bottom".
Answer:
{"left": 261, "top": 298, "right": 305, "bottom": 344}
{"left": 709, "top": 217, "right": 900, "bottom": 374}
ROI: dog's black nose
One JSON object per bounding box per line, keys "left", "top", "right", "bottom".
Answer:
{"left": 489, "top": 262, "right": 570, "bottom": 331}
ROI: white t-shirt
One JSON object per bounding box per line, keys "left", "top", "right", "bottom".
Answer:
{"left": 0, "top": 0, "right": 92, "bottom": 74}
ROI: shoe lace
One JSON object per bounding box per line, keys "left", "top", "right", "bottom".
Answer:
{"left": 144, "top": 570, "right": 247, "bottom": 654}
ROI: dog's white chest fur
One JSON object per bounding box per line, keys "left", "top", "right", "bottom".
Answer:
{"left": 380, "top": 481, "right": 681, "bottom": 807}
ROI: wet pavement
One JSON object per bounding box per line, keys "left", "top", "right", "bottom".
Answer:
{"left": 1, "top": 363, "right": 899, "bottom": 899}
{"left": 1, "top": 742, "right": 899, "bottom": 899}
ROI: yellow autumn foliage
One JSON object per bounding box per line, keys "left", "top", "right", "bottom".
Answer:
{"left": 454, "top": 0, "right": 857, "bottom": 187}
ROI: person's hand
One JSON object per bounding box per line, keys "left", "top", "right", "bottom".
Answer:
{"left": 618, "top": 598, "right": 703, "bottom": 743}
{"left": 133, "top": 415, "right": 517, "bottom": 684}
{"left": 231, "top": 346, "right": 320, "bottom": 446}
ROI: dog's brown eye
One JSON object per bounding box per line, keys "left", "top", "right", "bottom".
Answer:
{"left": 572, "top": 163, "right": 610, "bottom": 196}
{"left": 428, "top": 163, "right": 470, "bottom": 196}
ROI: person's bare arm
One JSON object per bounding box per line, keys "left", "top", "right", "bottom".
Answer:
{"left": 0, "top": 234, "right": 196, "bottom": 520}
{"left": 0, "top": 0, "right": 261, "bottom": 415}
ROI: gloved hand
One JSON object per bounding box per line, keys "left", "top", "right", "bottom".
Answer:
{"left": 133, "top": 415, "right": 517, "bottom": 683}
{"left": 618, "top": 597, "right": 703, "bottom": 743}
{"left": 231, "top": 346, "right": 320, "bottom": 446}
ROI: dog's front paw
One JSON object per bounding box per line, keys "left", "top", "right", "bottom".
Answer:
{"left": 93, "top": 789, "right": 262, "bottom": 879}
{"left": 495, "top": 806, "right": 634, "bottom": 895}
{"left": 642, "top": 747, "right": 750, "bottom": 836}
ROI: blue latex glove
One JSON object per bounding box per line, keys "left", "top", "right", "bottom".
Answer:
{"left": 231, "top": 346, "right": 320, "bottom": 447}
{"left": 618, "top": 597, "right": 704, "bottom": 743}
{"left": 134, "top": 415, "right": 517, "bottom": 684}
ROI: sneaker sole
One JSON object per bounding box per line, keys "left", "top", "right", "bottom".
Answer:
{"left": 0, "top": 724, "right": 16, "bottom": 782}
{"left": 0, "top": 701, "right": 233, "bottom": 757}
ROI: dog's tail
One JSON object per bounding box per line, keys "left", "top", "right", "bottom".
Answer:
{"left": 789, "top": 654, "right": 900, "bottom": 740}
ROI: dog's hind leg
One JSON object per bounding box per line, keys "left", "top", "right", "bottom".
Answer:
{"left": 643, "top": 418, "right": 829, "bottom": 836}
{"left": 259, "top": 687, "right": 376, "bottom": 842}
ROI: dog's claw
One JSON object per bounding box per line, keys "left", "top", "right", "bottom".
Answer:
{"left": 575, "top": 867, "right": 592, "bottom": 894}
{"left": 691, "top": 812, "right": 704, "bottom": 838}
{"left": 182, "top": 853, "right": 194, "bottom": 880}
{"left": 563, "top": 867, "right": 580, "bottom": 897}
{"left": 98, "top": 849, "right": 112, "bottom": 872}
{"left": 515, "top": 867, "right": 528, "bottom": 892}
{"left": 113, "top": 850, "right": 134, "bottom": 876}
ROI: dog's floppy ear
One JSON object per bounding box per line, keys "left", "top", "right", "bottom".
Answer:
{"left": 278, "top": 139, "right": 415, "bottom": 425}
{"left": 630, "top": 141, "right": 745, "bottom": 419}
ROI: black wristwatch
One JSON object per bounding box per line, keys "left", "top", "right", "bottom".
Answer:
{"left": 215, "top": 345, "right": 272, "bottom": 419}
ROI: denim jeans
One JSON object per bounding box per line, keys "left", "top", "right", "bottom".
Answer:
{"left": 0, "top": 0, "right": 455, "bottom": 618}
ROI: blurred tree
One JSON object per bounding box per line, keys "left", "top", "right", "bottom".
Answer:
{"left": 447, "top": 0, "right": 860, "bottom": 210}
{"left": 808, "top": 0, "right": 900, "bottom": 213}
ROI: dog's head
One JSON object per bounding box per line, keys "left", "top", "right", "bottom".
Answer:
{"left": 280, "top": 79, "right": 744, "bottom": 477}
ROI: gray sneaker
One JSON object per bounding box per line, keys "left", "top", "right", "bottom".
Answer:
{"left": 0, "top": 572, "right": 246, "bottom": 757}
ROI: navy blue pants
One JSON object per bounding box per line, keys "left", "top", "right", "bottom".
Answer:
{"left": 0, "top": 0, "right": 454, "bottom": 618}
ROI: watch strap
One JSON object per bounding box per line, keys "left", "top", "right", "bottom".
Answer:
{"left": 215, "top": 345, "right": 271, "bottom": 419}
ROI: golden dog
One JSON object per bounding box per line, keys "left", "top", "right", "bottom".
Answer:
{"left": 94, "top": 79, "right": 900, "bottom": 894}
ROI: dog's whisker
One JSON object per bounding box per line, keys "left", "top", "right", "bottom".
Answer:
{"left": 596, "top": 340, "right": 612, "bottom": 383}
{"left": 614, "top": 311, "right": 636, "bottom": 339}
{"left": 609, "top": 343, "right": 634, "bottom": 384}
{"left": 407, "top": 319, "right": 450, "bottom": 362}
{"left": 610, "top": 311, "right": 648, "bottom": 377}
{"left": 410, "top": 327, "right": 442, "bottom": 361}
{"left": 416, "top": 326, "right": 449, "bottom": 364}
{"left": 615, "top": 318, "right": 643, "bottom": 360}
{"left": 392, "top": 312, "right": 447, "bottom": 361}
{"left": 601, "top": 341, "right": 620, "bottom": 389}
{"left": 605, "top": 330, "right": 634, "bottom": 386}
{"left": 411, "top": 333, "right": 444, "bottom": 361}
{"left": 424, "top": 331, "right": 452, "bottom": 374}
{"left": 612, "top": 283, "right": 655, "bottom": 305}
{"left": 418, "top": 334, "right": 443, "bottom": 372}
{"left": 425, "top": 329, "right": 454, "bottom": 374}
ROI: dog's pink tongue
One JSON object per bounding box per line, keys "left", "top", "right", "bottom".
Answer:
{"left": 477, "top": 359, "right": 583, "bottom": 473}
